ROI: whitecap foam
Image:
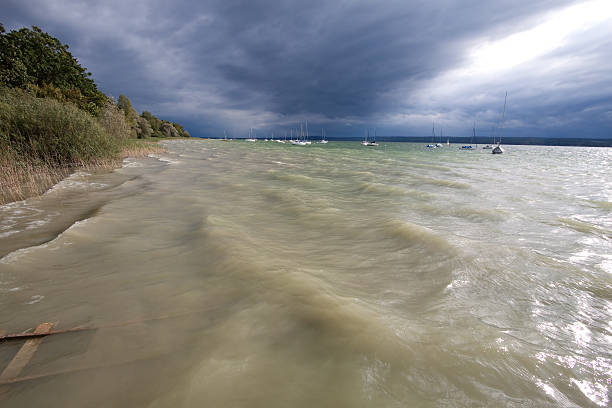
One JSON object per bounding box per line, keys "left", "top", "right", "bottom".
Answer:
{"left": 26, "top": 219, "right": 50, "bottom": 229}
{"left": 0, "top": 200, "right": 46, "bottom": 238}
{"left": 0, "top": 230, "right": 19, "bottom": 239}
{"left": 598, "top": 259, "right": 612, "bottom": 274}
{"left": 26, "top": 294, "right": 44, "bottom": 305}
{"left": 122, "top": 158, "right": 144, "bottom": 168}
{"left": 45, "top": 171, "right": 108, "bottom": 194}
{"left": 148, "top": 153, "right": 182, "bottom": 164}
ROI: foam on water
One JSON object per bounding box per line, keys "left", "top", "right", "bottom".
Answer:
{"left": 148, "top": 153, "right": 182, "bottom": 164}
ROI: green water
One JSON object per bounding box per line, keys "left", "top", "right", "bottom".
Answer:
{"left": 1, "top": 140, "right": 610, "bottom": 407}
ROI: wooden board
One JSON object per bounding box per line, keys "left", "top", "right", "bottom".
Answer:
{"left": 0, "top": 323, "right": 54, "bottom": 381}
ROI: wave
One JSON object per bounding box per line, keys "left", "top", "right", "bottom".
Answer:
{"left": 406, "top": 163, "right": 454, "bottom": 173}
{"left": 45, "top": 171, "right": 109, "bottom": 194}
{"left": 382, "top": 219, "right": 458, "bottom": 255}
{"left": 449, "top": 207, "right": 506, "bottom": 222}
{"left": 148, "top": 153, "right": 182, "bottom": 165}
{"left": 271, "top": 172, "right": 314, "bottom": 186}
{"left": 356, "top": 182, "right": 409, "bottom": 197}
{"left": 585, "top": 200, "right": 612, "bottom": 211}
{"left": 0, "top": 217, "right": 94, "bottom": 264}
{"left": 122, "top": 158, "right": 145, "bottom": 168}
{"left": 413, "top": 176, "right": 471, "bottom": 189}
{"left": 557, "top": 217, "right": 612, "bottom": 239}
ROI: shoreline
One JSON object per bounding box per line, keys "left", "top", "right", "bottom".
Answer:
{"left": 0, "top": 140, "right": 166, "bottom": 206}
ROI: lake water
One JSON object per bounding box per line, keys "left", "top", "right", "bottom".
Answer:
{"left": 1, "top": 140, "right": 610, "bottom": 407}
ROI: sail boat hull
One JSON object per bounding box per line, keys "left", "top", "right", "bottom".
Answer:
{"left": 492, "top": 145, "right": 504, "bottom": 154}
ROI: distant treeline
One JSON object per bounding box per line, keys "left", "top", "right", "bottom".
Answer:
{"left": 300, "top": 136, "right": 612, "bottom": 147}
{"left": 0, "top": 23, "right": 189, "bottom": 165}
{"left": 0, "top": 23, "right": 189, "bottom": 203}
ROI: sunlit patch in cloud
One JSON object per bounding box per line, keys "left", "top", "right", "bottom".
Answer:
{"left": 408, "top": 0, "right": 612, "bottom": 137}
{"left": 465, "top": 0, "right": 612, "bottom": 75}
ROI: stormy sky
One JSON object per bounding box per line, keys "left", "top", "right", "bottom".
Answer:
{"left": 3, "top": 0, "right": 612, "bottom": 138}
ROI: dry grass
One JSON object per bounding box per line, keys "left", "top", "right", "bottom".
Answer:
{"left": 120, "top": 140, "right": 166, "bottom": 158}
{"left": 0, "top": 141, "right": 166, "bottom": 205}
{"left": 0, "top": 157, "right": 67, "bottom": 204}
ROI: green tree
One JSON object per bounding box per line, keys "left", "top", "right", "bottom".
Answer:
{"left": 142, "top": 111, "right": 164, "bottom": 137}
{"left": 161, "top": 122, "right": 179, "bottom": 138}
{"left": 135, "top": 116, "right": 152, "bottom": 139}
{"left": 0, "top": 25, "right": 106, "bottom": 115}
{"left": 171, "top": 122, "right": 190, "bottom": 138}
{"left": 117, "top": 94, "right": 139, "bottom": 137}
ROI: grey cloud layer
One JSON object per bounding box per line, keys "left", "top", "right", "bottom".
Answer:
{"left": 3, "top": 0, "right": 610, "bottom": 137}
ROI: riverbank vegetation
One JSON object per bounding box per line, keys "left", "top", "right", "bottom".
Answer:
{"left": 0, "top": 23, "right": 189, "bottom": 204}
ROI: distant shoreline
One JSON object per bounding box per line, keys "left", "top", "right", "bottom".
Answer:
{"left": 197, "top": 136, "right": 612, "bottom": 147}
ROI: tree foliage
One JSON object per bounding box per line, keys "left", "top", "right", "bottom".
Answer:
{"left": 0, "top": 26, "right": 107, "bottom": 115}
{"left": 98, "top": 99, "right": 131, "bottom": 141}
{"left": 136, "top": 116, "right": 153, "bottom": 139}
{"left": 0, "top": 23, "right": 191, "bottom": 145}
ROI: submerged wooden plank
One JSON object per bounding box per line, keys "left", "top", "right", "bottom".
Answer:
{"left": 0, "top": 325, "right": 96, "bottom": 342}
{"left": 0, "top": 308, "right": 217, "bottom": 343}
{"left": 0, "top": 322, "right": 54, "bottom": 381}
{"left": 0, "top": 354, "right": 165, "bottom": 385}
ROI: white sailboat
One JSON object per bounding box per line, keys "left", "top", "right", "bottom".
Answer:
{"left": 290, "top": 123, "right": 311, "bottom": 145}
{"left": 361, "top": 128, "right": 378, "bottom": 146}
{"left": 492, "top": 92, "right": 507, "bottom": 155}
{"left": 426, "top": 123, "right": 437, "bottom": 148}
{"left": 318, "top": 128, "right": 328, "bottom": 144}
{"left": 246, "top": 128, "right": 257, "bottom": 142}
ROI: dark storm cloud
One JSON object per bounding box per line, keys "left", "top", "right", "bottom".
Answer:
{"left": 2, "top": 0, "right": 610, "bottom": 137}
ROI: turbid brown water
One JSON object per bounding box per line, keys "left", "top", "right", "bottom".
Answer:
{"left": 1, "top": 140, "right": 610, "bottom": 407}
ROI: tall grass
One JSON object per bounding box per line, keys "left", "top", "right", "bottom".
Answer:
{"left": 0, "top": 88, "right": 165, "bottom": 204}
{"left": 0, "top": 87, "right": 119, "bottom": 165}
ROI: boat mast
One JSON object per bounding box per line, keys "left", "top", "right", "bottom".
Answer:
{"left": 499, "top": 91, "right": 507, "bottom": 145}
{"left": 432, "top": 122, "right": 435, "bottom": 143}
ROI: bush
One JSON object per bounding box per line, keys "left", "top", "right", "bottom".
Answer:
{"left": 98, "top": 99, "right": 131, "bottom": 141}
{"left": 0, "top": 87, "right": 119, "bottom": 166}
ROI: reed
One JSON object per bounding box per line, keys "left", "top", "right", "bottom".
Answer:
{"left": 0, "top": 141, "right": 166, "bottom": 205}
{"left": 0, "top": 88, "right": 167, "bottom": 204}
{"left": 119, "top": 139, "right": 166, "bottom": 158}
{"left": 0, "top": 88, "right": 120, "bottom": 165}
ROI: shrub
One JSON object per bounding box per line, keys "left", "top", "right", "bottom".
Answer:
{"left": 0, "top": 87, "right": 119, "bottom": 166}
